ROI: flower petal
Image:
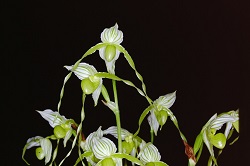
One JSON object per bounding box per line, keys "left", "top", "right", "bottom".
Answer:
{"left": 64, "top": 63, "right": 97, "bottom": 80}
{"left": 101, "top": 23, "right": 123, "bottom": 44}
{"left": 138, "top": 143, "right": 161, "bottom": 163}
{"left": 37, "top": 109, "right": 67, "bottom": 128}
{"left": 154, "top": 91, "right": 176, "bottom": 110}
{"left": 40, "top": 138, "right": 52, "bottom": 164}
{"left": 92, "top": 137, "right": 117, "bottom": 159}
{"left": 26, "top": 136, "right": 43, "bottom": 149}
{"left": 104, "top": 126, "right": 132, "bottom": 140}
{"left": 147, "top": 111, "right": 160, "bottom": 136}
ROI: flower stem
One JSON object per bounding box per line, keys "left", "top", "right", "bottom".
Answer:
{"left": 112, "top": 80, "right": 122, "bottom": 153}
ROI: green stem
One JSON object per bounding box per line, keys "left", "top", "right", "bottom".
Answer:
{"left": 150, "top": 128, "right": 154, "bottom": 143}
{"left": 112, "top": 80, "right": 122, "bottom": 153}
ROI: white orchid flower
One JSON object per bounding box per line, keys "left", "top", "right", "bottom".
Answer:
{"left": 23, "top": 136, "right": 52, "bottom": 165}
{"left": 147, "top": 91, "right": 176, "bottom": 135}
{"left": 65, "top": 62, "right": 102, "bottom": 106}
{"left": 201, "top": 110, "right": 239, "bottom": 163}
{"left": 99, "top": 23, "right": 123, "bottom": 74}
{"left": 81, "top": 127, "right": 122, "bottom": 166}
{"left": 37, "top": 109, "right": 74, "bottom": 147}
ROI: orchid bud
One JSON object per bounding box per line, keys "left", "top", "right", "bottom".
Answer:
{"left": 35, "top": 147, "right": 45, "bottom": 160}
{"left": 104, "top": 45, "right": 116, "bottom": 62}
{"left": 122, "top": 141, "right": 134, "bottom": 154}
{"left": 210, "top": 133, "right": 226, "bottom": 149}
{"left": 54, "top": 125, "right": 67, "bottom": 139}
{"left": 101, "top": 157, "right": 115, "bottom": 166}
{"left": 156, "top": 110, "right": 168, "bottom": 126}
{"left": 81, "top": 76, "right": 100, "bottom": 94}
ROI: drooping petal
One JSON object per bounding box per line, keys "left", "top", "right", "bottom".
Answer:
{"left": 147, "top": 111, "right": 160, "bottom": 136}
{"left": 37, "top": 109, "right": 67, "bottom": 128}
{"left": 92, "top": 78, "right": 103, "bottom": 106}
{"left": 101, "top": 24, "right": 123, "bottom": 44}
{"left": 63, "top": 129, "right": 73, "bottom": 147}
{"left": 92, "top": 137, "right": 117, "bottom": 159}
{"left": 40, "top": 138, "right": 52, "bottom": 164}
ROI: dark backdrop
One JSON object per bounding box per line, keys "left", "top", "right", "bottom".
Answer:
{"left": 3, "top": 0, "right": 249, "bottom": 165}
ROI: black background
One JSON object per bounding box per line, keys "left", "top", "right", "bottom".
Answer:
{"left": 3, "top": 0, "right": 250, "bottom": 165}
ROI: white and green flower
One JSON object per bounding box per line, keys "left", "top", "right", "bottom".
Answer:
{"left": 37, "top": 109, "right": 74, "bottom": 147}
{"left": 23, "top": 136, "right": 52, "bottom": 165}
{"left": 147, "top": 91, "right": 176, "bottom": 135}
{"left": 99, "top": 23, "right": 123, "bottom": 74}
{"left": 65, "top": 62, "right": 102, "bottom": 106}
{"left": 201, "top": 110, "right": 239, "bottom": 163}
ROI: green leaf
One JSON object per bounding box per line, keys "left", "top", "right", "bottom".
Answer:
{"left": 134, "top": 105, "right": 153, "bottom": 137}
{"left": 193, "top": 133, "right": 203, "bottom": 155}
{"left": 111, "top": 153, "right": 144, "bottom": 165}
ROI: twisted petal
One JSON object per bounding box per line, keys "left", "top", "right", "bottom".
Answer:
{"left": 101, "top": 24, "right": 123, "bottom": 44}
{"left": 37, "top": 109, "right": 67, "bottom": 128}
{"left": 64, "top": 63, "right": 97, "bottom": 80}
{"left": 92, "top": 137, "right": 117, "bottom": 159}
{"left": 138, "top": 143, "right": 161, "bottom": 163}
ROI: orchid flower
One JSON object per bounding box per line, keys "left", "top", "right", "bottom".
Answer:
{"left": 65, "top": 62, "right": 102, "bottom": 106}
{"left": 99, "top": 23, "right": 123, "bottom": 74}
{"left": 147, "top": 91, "right": 176, "bottom": 135}
{"left": 37, "top": 109, "right": 74, "bottom": 147}
{"left": 198, "top": 110, "right": 239, "bottom": 165}
{"left": 22, "top": 136, "right": 52, "bottom": 165}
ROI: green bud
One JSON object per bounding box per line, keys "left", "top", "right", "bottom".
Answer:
{"left": 101, "top": 158, "right": 115, "bottom": 166}
{"left": 104, "top": 45, "right": 116, "bottom": 62}
{"left": 35, "top": 147, "right": 45, "bottom": 160}
{"left": 156, "top": 110, "right": 168, "bottom": 126}
{"left": 122, "top": 141, "right": 134, "bottom": 154}
{"left": 210, "top": 133, "right": 226, "bottom": 149}
{"left": 54, "top": 125, "right": 67, "bottom": 139}
{"left": 81, "top": 77, "right": 100, "bottom": 94}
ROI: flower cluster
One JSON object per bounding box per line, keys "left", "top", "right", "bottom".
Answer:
{"left": 22, "top": 24, "right": 239, "bottom": 166}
